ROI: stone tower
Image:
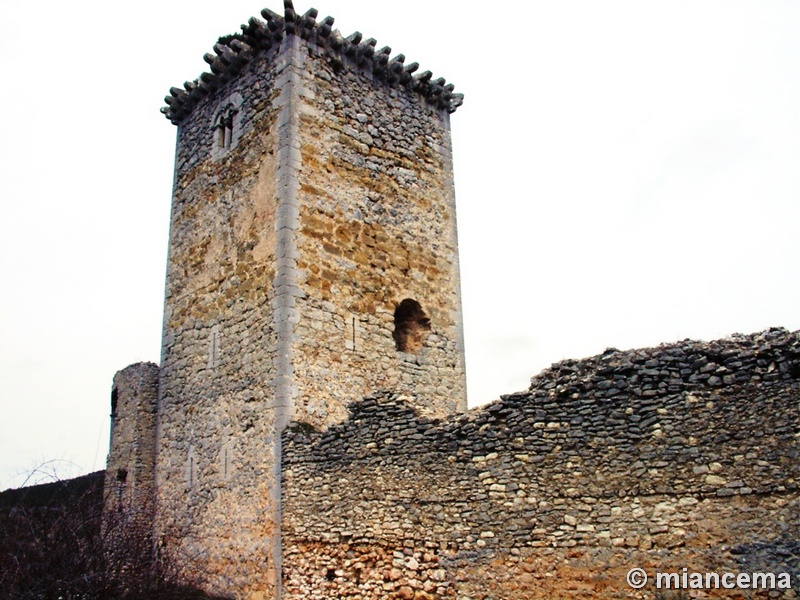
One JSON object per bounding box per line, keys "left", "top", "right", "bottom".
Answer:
{"left": 151, "top": 2, "right": 466, "bottom": 597}
{"left": 104, "top": 362, "right": 159, "bottom": 518}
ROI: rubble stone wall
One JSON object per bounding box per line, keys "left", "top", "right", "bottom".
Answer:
{"left": 288, "top": 35, "right": 467, "bottom": 428}
{"left": 132, "top": 6, "right": 797, "bottom": 599}
{"left": 153, "top": 13, "right": 468, "bottom": 597}
{"left": 105, "top": 362, "right": 159, "bottom": 517}
{"left": 283, "top": 329, "right": 800, "bottom": 599}
{"left": 156, "top": 45, "right": 285, "bottom": 598}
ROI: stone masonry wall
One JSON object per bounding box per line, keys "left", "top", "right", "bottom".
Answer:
{"left": 105, "top": 362, "right": 159, "bottom": 517}
{"left": 283, "top": 328, "right": 800, "bottom": 599}
{"left": 156, "top": 10, "right": 468, "bottom": 596}
{"left": 157, "top": 45, "right": 284, "bottom": 599}
{"left": 288, "top": 29, "right": 467, "bottom": 428}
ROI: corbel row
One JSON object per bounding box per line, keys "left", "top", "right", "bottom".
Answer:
{"left": 162, "top": 0, "right": 463, "bottom": 124}
{"left": 162, "top": 35, "right": 260, "bottom": 124}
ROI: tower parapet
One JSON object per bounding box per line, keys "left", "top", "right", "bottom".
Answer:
{"left": 161, "top": 2, "right": 463, "bottom": 125}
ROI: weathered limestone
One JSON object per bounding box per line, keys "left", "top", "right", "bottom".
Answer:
{"left": 103, "top": 363, "right": 159, "bottom": 567}
{"left": 282, "top": 328, "right": 800, "bottom": 598}
{"left": 105, "top": 3, "right": 800, "bottom": 599}
{"left": 104, "top": 362, "right": 159, "bottom": 518}
{"left": 152, "top": 2, "right": 467, "bottom": 597}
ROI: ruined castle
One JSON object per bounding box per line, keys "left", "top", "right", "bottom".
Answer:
{"left": 105, "top": 3, "right": 800, "bottom": 599}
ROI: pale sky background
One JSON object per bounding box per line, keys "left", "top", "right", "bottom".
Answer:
{"left": 1, "top": 0, "right": 798, "bottom": 489}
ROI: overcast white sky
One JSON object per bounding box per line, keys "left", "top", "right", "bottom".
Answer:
{"left": 1, "top": 0, "right": 798, "bottom": 489}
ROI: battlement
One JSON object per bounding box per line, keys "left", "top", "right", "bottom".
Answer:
{"left": 162, "top": 0, "right": 463, "bottom": 124}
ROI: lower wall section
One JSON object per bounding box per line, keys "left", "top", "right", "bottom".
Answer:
{"left": 282, "top": 329, "right": 800, "bottom": 599}
{"left": 286, "top": 492, "right": 799, "bottom": 598}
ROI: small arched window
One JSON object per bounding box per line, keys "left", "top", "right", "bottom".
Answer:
{"left": 392, "top": 299, "right": 431, "bottom": 354}
{"left": 213, "top": 103, "right": 237, "bottom": 149}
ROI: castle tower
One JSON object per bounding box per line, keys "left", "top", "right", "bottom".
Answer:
{"left": 103, "top": 363, "right": 159, "bottom": 534}
{"left": 155, "top": 3, "right": 466, "bottom": 597}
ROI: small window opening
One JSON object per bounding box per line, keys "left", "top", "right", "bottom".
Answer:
{"left": 325, "top": 568, "right": 336, "bottom": 581}
{"left": 220, "top": 444, "right": 233, "bottom": 481}
{"left": 110, "top": 388, "right": 118, "bottom": 417}
{"left": 213, "top": 103, "right": 236, "bottom": 149}
{"left": 116, "top": 468, "right": 128, "bottom": 483}
{"left": 217, "top": 127, "right": 229, "bottom": 148}
{"left": 208, "top": 325, "right": 221, "bottom": 369}
{"left": 392, "top": 298, "right": 431, "bottom": 354}
{"left": 344, "top": 314, "right": 359, "bottom": 352}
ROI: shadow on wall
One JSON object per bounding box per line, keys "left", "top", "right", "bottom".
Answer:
{"left": 0, "top": 472, "right": 229, "bottom": 600}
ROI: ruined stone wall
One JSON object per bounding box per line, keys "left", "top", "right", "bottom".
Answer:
{"left": 283, "top": 329, "right": 800, "bottom": 599}
{"left": 287, "top": 34, "right": 467, "bottom": 428}
{"left": 156, "top": 46, "right": 284, "bottom": 598}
